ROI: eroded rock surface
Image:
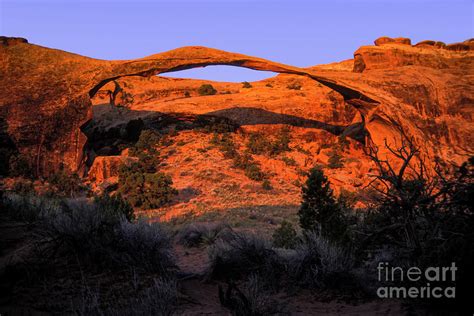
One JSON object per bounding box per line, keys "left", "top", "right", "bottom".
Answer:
{"left": 0, "top": 36, "right": 473, "bottom": 178}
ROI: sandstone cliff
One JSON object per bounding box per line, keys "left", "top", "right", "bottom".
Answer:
{"left": 0, "top": 36, "right": 472, "bottom": 182}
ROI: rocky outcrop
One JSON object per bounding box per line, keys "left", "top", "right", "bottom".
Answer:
{"left": 0, "top": 38, "right": 378, "bottom": 177}
{"left": 374, "top": 36, "right": 411, "bottom": 46}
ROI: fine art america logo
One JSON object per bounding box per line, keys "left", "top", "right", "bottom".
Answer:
{"left": 377, "top": 262, "right": 457, "bottom": 299}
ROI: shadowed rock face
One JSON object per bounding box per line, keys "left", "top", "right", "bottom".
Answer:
{"left": 0, "top": 36, "right": 473, "bottom": 177}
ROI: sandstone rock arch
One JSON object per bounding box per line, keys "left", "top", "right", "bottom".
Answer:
{"left": 0, "top": 39, "right": 380, "bottom": 177}
{"left": 2, "top": 37, "right": 472, "bottom": 178}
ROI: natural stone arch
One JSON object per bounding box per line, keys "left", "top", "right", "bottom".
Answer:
{"left": 0, "top": 39, "right": 379, "bottom": 177}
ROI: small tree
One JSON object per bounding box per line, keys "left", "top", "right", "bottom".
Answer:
{"left": 298, "top": 167, "right": 348, "bottom": 243}
{"left": 242, "top": 81, "right": 252, "bottom": 88}
{"left": 94, "top": 193, "right": 135, "bottom": 222}
{"left": 118, "top": 163, "right": 177, "bottom": 209}
{"left": 272, "top": 220, "right": 297, "bottom": 248}
{"left": 198, "top": 84, "right": 217, "bottom": 96}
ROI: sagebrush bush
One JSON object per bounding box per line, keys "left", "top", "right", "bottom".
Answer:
{"left": 219, "top": 274, "right": 287, "bottom": 316}
{"left": 198, "top": 84, "right": 217, "bottom": 96}
{"left": 207, "top": 231, "right": 284, "bottom": 283}
{"left": 118, "top": 163, "right": 177, "bottom": 209}
{"left": 37, "top": 199, "right": 176, "bottom": 273}
{"left": 93, "top": 193, "right": 135, "bottom": 222}
{"left": 73, "top": 277, "right": 178, "bottom": 316}
{"left": 246, "top": 127, "right": 291, "bottom": 157}
{"left": 211, "top": 132, "right": 237, "bottom": 159}
{"left": 178, "top": 222, "right": 231, "bottom": 247}
{"left": 115, "top": 220, "right": 176, "bottom": 273}
{"left": 47, "top": 168, "right": 86, "bottom": 197}
{"left": 288, "top": 232, "right": 356, "bottom": 289}
{"left": 1, "top": 192, "right": 61, "bottom": 222}
{"left": 272, "top": 220, "right": 298, "bottom": 249}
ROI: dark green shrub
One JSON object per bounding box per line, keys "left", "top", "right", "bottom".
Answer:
{"left": 232, "top": 153, "right": 266, "bottom": 181}
{"left": 288, "top": 232, "right": 356, "bottom": 289}
{"left": 245, "top": 164, "right": 266, "bottom": 181}
{"left": 246, "top": 127, "right": 291, "bottom": 156}
{"left": 286, "top": 82, "right": 302, "bottom": 90}
{"left": 207, "top": 231, "right": 284, "bottom": 282}
{"left": 281, "top": 156, "right": 297, "bottom": 166}
{"left": 219, "top": 275, "right": 287, "bottom": 315}
{"left": 12, "top": 179, "right": 35, "bottom": 194}
{"left": 246, "top": 132, "right": 271, "bottom": 155}
{"left": 118, "top": 164, "right": 177, "bottom": 209}
{"left": 241, "top": 81, "right": 252, "bottom": 88}
{"left": 94, "top": 193, "right": 135, "bottom": 222}
{"left": 327, "top": 148, "right": 343, "bottom": 169}
{"left": 272, "top": 220, "right": 297, "bottom": 248}
{"left": 269, "top": 126, "right": 291, "bottom": 155}
{"left": 265, "top": 83, "right": 273, "bottom": 88}
{"left": 131, "top": 129, "right": 161, "bottom": 156}
{"left": 262, "top": 179, "right": 273, "bottom": 190}
{"left": 9, "top": 153, "right": 33, "bottom": 178}
{"left": 298, "top": 167, "right": 349, "bottom": 244}
{"left": 211, "top": 132, "right": 238, "bottom": 159}
{"left": 184, "top": 91, "right": 191, "bottom": 98}
{"left": 196, "top": 116, "right": 238, "bottom": 133}
{"left": 198, "top": 84, "right": 217, "bottom": 96}
{"left": 178, "top": 222, "right": 231, "bottom": 247}
{"left": 48, "top": 169, "right": 85, "bottom": 198}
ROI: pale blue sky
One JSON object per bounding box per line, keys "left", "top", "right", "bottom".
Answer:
{"left": 1, "top": 0, "right": 472, "bottom": 81}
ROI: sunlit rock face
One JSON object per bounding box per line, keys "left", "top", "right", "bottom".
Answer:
{"left": 0, "top": 36, "right": 473, "bottom": 180}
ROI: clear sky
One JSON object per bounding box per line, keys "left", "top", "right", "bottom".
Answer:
{"left": 1, "top": 0, "right": 472, "bottom": 82}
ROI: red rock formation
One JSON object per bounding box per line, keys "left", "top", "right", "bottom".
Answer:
{"left": 0, "top": 36, "right": 472, "bottom": 180}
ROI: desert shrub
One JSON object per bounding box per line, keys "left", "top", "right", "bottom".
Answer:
{"left": 272, "top": 220, "right": 297, "bottom": 249}
{"left": 246, "top": 132, "right": 271, "bottom": 155}
{"left": 196, "top": 115, "right": 238, "bottom": 133}
{"left": 184, "top": 91, "right": 191, "bottom": 98}
{"left": 298, "top": 167, "right": 349, "bottom": 244}
{"left": 246, "top": 127, "right": 291, "bottom": 157}
{"left": 287, "top": 232, "right": 356, "bottom": 289}
{"left": 219, "top": 275, "right": 287, "bottom": 316}
{"left": 265, "top": 83, "right": 273, "bottom": 88}
{"left": 338, "top": 135, "right": 350, "bottom": 151}
{"left": 118, "top": 165, "right": 177, "bottom": 209}
{"left": 1, "top": 192, "right": 61, "bottom": 222}
{"left": 286, "top": 82, "right": 302, "bottom": 90}
{"left": 40, "top": 200, "right": 176, "bottom": 273}
{"left": 211, "top": 132, "right": 238, "bottom": 158}
{"left": 47, "top": 168, "right": 86, "bottom": 198}
{"left": 132, "top": 277, "right": 178, "bottom": 316}
{"left": 261, "top": 179, "right": 273, "bottom": 191}
{"left": 241, "top": 81, "right": 252, "bottom": 88}
{"left": 198, "top": 84, "right": 217, "bottom": 96}
{"left": 9, "top": 153, "right": 33, "bottom": 178}
{"left": 207, "top": 231, "right": 284, "bottom": 282}
{"left": 327, "top": 148, "right": 344, "bottom": 169}
{"left": 232, "top": 153, "right": 265, "bottom": 181}
{"left": 130, "top": 129, "right": 161, "bottom": 156}
{"left": 244, "top": 163, "right": 266, "bottom": 181}
{"left": 12, "top": 178, "right": 35, "bottom": 194}
{"left": 281, "top": 156, "right": 296, "bottom": 166}
{"left": 178, "top": 222, "right": 231, "bottom": 247}
{"left": 93, "top": 193, "right": 135, "bottom": 222}
{"left": 269, "top": 126, "right": 291, "bottom": 155}
{"left": 115, "top": 220, "right": 176, "bottom": 272}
